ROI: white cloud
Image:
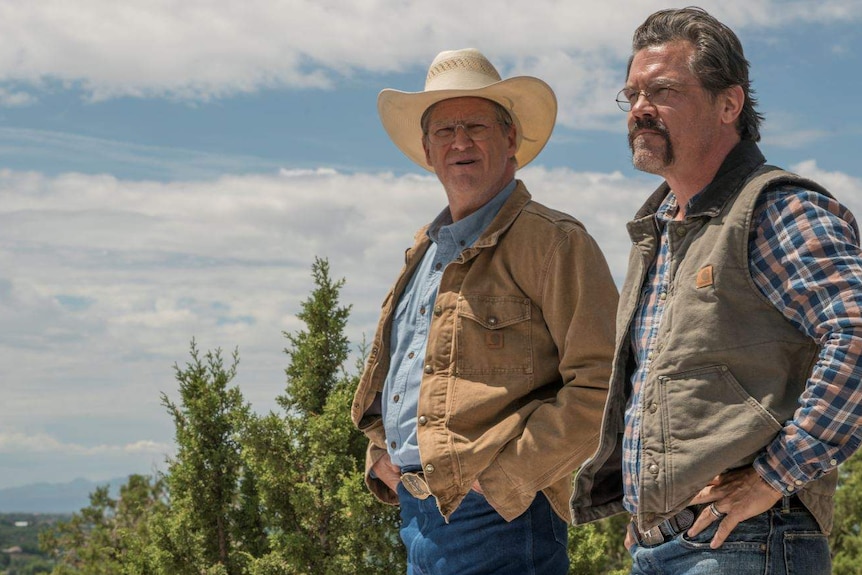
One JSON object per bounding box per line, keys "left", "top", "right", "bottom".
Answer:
{"left": 2, "top": 160, "right": 858, "bottom": 488}
{"left": 0, "top": 431, "right": 172, "bottom": 456}
{"left": 0, "top": 165, "right": 647, "bottom": 480}
{"left": 0, "top": 0, "right": 858, "bottom": 106}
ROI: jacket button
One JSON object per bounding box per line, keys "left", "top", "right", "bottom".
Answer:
{"left": 424, "top": 365, "right": 433, "bottom": 374}
{"left": 649, "top": 402, "right": 658, "bottom": 414}
{"left": 418, "top": 415, "right": 428, "bottom": 425}
{"left": 648, "top": 464, "right": 659, "bottom": 475}
{"left": 487, "top": 316, "right": 498, "bottom": 326}
{"left": 424, "top": 463, "right": 435, "bottom": 474}
{"left": 434, "top": 305, "right": 442, "bottom": 316}
{"left": 676, "top": 227, "right": 687, "bottom": 237}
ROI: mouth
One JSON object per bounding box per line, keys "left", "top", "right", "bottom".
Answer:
{"left": 451, "top": 158, "right": 478, "bottom": 167}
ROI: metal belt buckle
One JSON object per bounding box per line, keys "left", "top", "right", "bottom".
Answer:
{"left": 401, "top": 472, "right": 432, "bottom": 500}
{"left": 639, "top": 524, "right": 665, "bottom": 546}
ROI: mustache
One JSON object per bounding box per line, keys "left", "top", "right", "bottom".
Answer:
{"left": 629, "top": 117, "right": 669, "bottom": 139}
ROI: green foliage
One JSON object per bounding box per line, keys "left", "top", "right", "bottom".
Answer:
{"left": 567, "top": 513, "right": 631, "bottom": 575}
{"left": 242, "top": 257, "right": 403, "bottom": 575}
{"left": 38, "top": 475, "right": 166, "bottom": 574}
{"left": 831, "top": 448, "right": 862, "bottom": 574}
{"left": 154, "top": 343, "right": 252, "bottom": 575}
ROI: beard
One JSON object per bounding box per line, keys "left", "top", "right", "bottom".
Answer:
{"left": 628, "top": 117, "right": 673, "bottom": 174}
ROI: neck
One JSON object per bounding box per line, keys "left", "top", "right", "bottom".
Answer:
{"left": 664, "top": 136, "right": 740, "bottom": 219}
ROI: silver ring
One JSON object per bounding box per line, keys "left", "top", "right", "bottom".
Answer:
{"left": 708, "top": 502, "right": 725, "bottom": 519}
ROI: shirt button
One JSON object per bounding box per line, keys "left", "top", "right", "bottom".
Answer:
{"left": 419, "top": 306, "right": 426, "bottom": 315}
{"left": 390, "top": 441, "right": 396, "bottom": 449}
{"left": 648, "top": 464, "right": 659, "bottom": 475}
{"left": 424, "top": 463, "right": 435, "bottom": 474}
{"left": 794, "top": 479, "right": 804, "bottom": 486}
{"left": 424, "top": 365, "right": 433, "bottom": 374}
{"left": 418, "top": 415, "right": 428, "bottom": 425}
{"left": 393, "top": 394, "right": 400, "bottom": 403}
{"left": 434, "top": 262, "right": 442, "bottom": 271}
{"left": 408, "top": 351, "right": 415, "bottom": 359}
{"left": 830, "top": 459, "right": 838, "bottom": 466}
{"left": 787, "top": 485, "right": 795, "bottom": 492}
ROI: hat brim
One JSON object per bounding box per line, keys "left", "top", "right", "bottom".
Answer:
{"left": 378, "top": 76, "right": 557, "bottom": 172}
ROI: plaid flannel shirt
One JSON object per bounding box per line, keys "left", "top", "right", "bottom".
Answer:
{"left": 623, "top": 185, "right": 862, "bottom": 513}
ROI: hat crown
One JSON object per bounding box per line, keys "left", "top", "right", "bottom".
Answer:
{"left": 425, "top": 49, "right": 502, "bottom": 91}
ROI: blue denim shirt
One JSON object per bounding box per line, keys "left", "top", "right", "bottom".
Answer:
{"left": 382, "top": 180, "right": 516, "bottom": 469}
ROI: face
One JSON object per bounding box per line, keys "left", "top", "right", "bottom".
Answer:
{"left": 625, "top": 41, "right": 727, "bottom": 179}
{"left": 422, "top": 97, "right": 517, "bottom": 217}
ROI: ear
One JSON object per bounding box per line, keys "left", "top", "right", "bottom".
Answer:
{"left": 720, "top": 84, "right": 745, "bottom": 126}
{"left": 505, "top": 123, "right": 518, "bottom": 157}
{"left": 423, "top": 138, "right": 433, "bottom": 167}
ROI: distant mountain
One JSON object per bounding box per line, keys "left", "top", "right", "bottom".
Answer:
{"left": 0, "top": 477, "right": 129, "bottom": 514}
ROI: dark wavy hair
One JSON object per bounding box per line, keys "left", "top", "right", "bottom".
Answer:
{"left": 627, "top": 6, "right": 763, "bottom": 142}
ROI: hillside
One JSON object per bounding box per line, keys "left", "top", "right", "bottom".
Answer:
{"left": 0, "top": 477, "right": 128, "bottom": 514}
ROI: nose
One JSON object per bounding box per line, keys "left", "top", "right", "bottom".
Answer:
{"left": 450, "top": 124, "right": 474, "bottom": 149}
{"left": 630, "top": 92, "right": 656, "bottom": 117}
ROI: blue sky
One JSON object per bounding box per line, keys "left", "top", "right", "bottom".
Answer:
{"left": 1, "top": 0, "right": 861, "bottom": 490}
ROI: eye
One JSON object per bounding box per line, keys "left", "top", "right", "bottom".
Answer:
{"left": 465, "top": 122, "right": 491, "bottom": 136}
{"left": 652, "top": 87, "right": 672, "bottom": 103}
{"left": 622, "top": 89, "right": 639, "bottom": 104}
{"left": 433, "top": 126, "right": 455, "bottom": 139}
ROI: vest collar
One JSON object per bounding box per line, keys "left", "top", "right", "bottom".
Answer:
{"left": 634, "top": 141, "right": 767, "bottom": 221}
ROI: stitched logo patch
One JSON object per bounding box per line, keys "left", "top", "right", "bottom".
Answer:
{"left": 696, "top": 265, "right": 714, "bottom": 288}
{"left": 485, "top": 332, "right": 504, "bottom": 349}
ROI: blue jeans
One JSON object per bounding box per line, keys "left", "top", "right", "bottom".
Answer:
{"left": 629, "top": 504, "right": 830, "bottom": 574}
{"left": 397, "top": 483, "right": 568, "bottom": 575}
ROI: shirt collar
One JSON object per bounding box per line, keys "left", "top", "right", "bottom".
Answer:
{"left": 427, "top": 179, "right": 517, "bottom": 247}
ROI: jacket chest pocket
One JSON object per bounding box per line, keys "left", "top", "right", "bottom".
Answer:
{"left": 455, "top": 295, "right": 532, "bottom": 375}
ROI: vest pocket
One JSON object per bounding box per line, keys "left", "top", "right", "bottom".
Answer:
{"left": 455, "top": 295, "right": 532, "bottom": 375}
{"left": 648, "top": 364, "right": 782, "bottom": 510}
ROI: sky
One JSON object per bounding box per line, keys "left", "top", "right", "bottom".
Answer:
{"left": 1, "top": 0, "right": 861, "bottom": 491}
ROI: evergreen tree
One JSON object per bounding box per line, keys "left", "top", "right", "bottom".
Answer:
{"left": 242, "top": 257, "right": 403, "bottom": 574}
{"left": 151, "top": 343, "right": 252, "bottom": 575}
{"left": 831, "top": 449, "right": 862, "bottom": 574}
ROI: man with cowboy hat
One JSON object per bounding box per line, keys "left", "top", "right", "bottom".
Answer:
{"left": 351, "top": 48, "right": 618, "bottom": 574}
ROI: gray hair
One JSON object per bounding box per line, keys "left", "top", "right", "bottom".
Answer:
{"left": 628, "top": 6, "right": 763, "bottom": 142}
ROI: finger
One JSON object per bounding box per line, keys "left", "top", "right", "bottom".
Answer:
{"left": 709, "top": 515, "right": 740, "bottom": 549}
{"left": 687, "top": 504, "right": 719, "bottom": 537}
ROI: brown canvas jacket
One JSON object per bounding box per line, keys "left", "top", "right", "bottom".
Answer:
{"left": 351, "top": 180, "right": 618, "bottom": 522}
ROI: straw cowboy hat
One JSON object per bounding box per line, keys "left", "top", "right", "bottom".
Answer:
{"left": 378, "top": 48, "right": 557, "bottom": 172}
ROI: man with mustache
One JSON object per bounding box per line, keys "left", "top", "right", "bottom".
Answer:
{"left": 570, "top": 7, "right": 862, "bottom": 574}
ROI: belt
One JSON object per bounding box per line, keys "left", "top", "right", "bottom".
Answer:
{"left": 630, "top": 507, "right": 698, "bottom": 547}
{"left": 630, "top": 495, "right": 805, "bottom": 547}
{"left": 401, "top": 471, "right": 432, "bottom": 500}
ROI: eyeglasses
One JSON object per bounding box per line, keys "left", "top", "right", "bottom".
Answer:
{"left": 615, "top": 84, "right": 689, "bottom": 111}
{"left": 426, "top": 120, "right": 503, "bottom": 145}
